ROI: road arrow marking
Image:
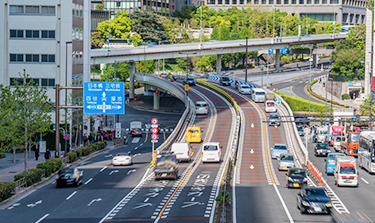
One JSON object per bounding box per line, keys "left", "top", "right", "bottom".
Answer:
{"left": 127, "top": 169, "right": 136, "bottom": 175}
{"left": 251, "top": 123, "right": 254, "bottom": 128}
{"left": 145, "top": 192, "right": 159, "bottom": 198}
{"left": 250, "top": 165, "right": 255, "bottom": 169}
{"left": 133, "top": 203, "right": 152, "bottom": 209}
{"left": 88, "top": 198, "right": 102, "bottom": 206}
{"left": 250, "top": 149, "right": 254, "bottom": 154}
{"left": 181, "top": 201, "right": 204, "bottom": 208}
{"left": 187, "top": 191, "right": 203, "bottom": 197}
{"left": 27, "top": 200, "right": 42, "bottom": 208}
{"left": 109, "top": 170, "right": 119, "bottom": 175}
{"left": 7, "top": 203, "right": 20, "bottom": 210}
{"left": 133, "top": 153, "right": 141, "bottom": 157}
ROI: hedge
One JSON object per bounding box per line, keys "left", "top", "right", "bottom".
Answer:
{"left": 275, "top": 91, "right": 330, "bottom": 114}
{"left": 14, "top": 168, "right": 44, "bottom": 187}
{"left": 0, "top": 182, "right": 15, "bottom": 201}
{"left": 342, "top": 93, "right": 350, "bottom": 100}
{"left": 67, "top": 141, "right": 107, "bottom": 163}
{"left": 36, "top": 159, "right": 63, "bottom": 177}
{"left": 0, "top": 152, "right": 5, "bottom": 159}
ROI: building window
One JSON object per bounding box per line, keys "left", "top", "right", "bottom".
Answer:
{"left": 41, "top": 54, "right": 55, "bottom": 63}
{"left": 41, "top": 6, "right": 55, "bottom": 15}
{"left": 42, "top": 30, "right": 55, "bottom": 39}
{"left": 300, "top": 0, "right": 304, "bottom": 3}
{"left": 330, "top": 0, "right": 338, "bottom": 3}
{"left": 10, "top": 54, "right": 24, "bottom": 62}
{"left": 116, "top": 2, "right": 121, "bottom": 7}
{"left": 25, "top": 5, "right": 40, "bottom": 14}
{"left": 254, "top": 0, "right": 259, "bottom": 4}
{"left": 314, "top": 0, "right": 319, "bottom": 3}
{"left": 283, "top": 0, "right": 288, "bottom": 3}
{"left": 307, "top": 0, "right": 312, "bottom": 4}
{"left": 270, "top": 0, "right": 274, "bottom": 3}
{"left": 277, "top": 0, "right": 282, "bottom": 3}
{"left": 26, "top": 30, "right": 40, "bottom": 38}
{"left": 292, "top": 0, "right": 297, "bottom": 3}
{"left": 10, "top": 78, "right": 23, "bottom": 86}
{"left": 262, "top": 0, "right": 267, "bottom": 4}
{"left": 25, "top": 54, "right": 40, "bottom": 63}
{"left": 10, "top": 5, "right": 24, "bottom": 14}
{"left": 41, "top": 79, "right": 55, "bottom": 87}
{"left": 322, "top": 0, "right": 327, "bottom": 3}
{"left": 10, "top": 30, "right": 24, "bottom": 38}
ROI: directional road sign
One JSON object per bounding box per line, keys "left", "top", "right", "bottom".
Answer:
{"left": 151, "top": 118, "right": 158, "bottom": 125}
{"left": 84, "top": 82, "right": 125, "bottom": 114}
{"left": 151, "top": 127, "right": 158, "bottom": 134}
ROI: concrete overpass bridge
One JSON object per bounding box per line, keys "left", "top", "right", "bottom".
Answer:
{"left": 91, "top": 33, "right": 347, "bottom": 103}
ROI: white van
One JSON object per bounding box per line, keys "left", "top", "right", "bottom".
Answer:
{"left": 195, "top": 101, "right": 208, "bottom": 115}
{"left": 251, "top": 88, "right": 266, "bottom": 102}
{"left": 202, "top": 142, "right": 221, "bottom": 162}
{"left": 238, "top": 84, "right": 251, "bottom": 94}
{"left": 171, "top": 142, "right": 191, "bottom": 162}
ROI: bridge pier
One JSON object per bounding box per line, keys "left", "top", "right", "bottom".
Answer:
{"left": 216, "top": 54, "right": 222, "bottom": 76}
{"left": 275, "top": 49, "right": 280, "bottom": 71}
{"left": 129, "top": 61, "right": 135, "bottom": 99}
{"left": 312, "top": 44, "right": 318, "bottom": 68}
{"left": 153, "top": 91, "right": 160, "bottom": 110}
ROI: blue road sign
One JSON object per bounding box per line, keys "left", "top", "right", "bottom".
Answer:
{"left": 268, "top": 49, "right": 273, "bottom": 54}
{"left": 84, "top": 82, "right": 125, "bottom": 114}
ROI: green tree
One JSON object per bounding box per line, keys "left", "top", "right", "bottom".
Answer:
{"left": 91, "top": 31, "right": 106, "bottom": 49}
{"left": 130, "top": 9, "right": 168, "bottom": 43}
{"left": 172, "top": 5, "right": 197, "bottom": 21}
{"left": 0, "top": 70, "right": 52, "bottom": 171}
{"left": 95, "top": 4, "right": 104, "bottom": 10}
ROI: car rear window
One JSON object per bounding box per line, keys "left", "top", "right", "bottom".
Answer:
{"left": 241, "top": 86, "right": 250, "bottom": 89}
{"left": 222, "top": 77, "right": 230, "bottom": 81}
{"left": 196, "top": 103, "right": 207, "bottom": 107}
{"left": 274, "top": 145, "right": 287, "bottom": 150}
{"left": 188, "top": 130, "right": 199, "bottom": 133}
{"left": 281, "top": 155, "right": 293, "bottom": 160}
{"left": 204, "top": 145, "right": 218, "bottom": 151}
{"left": 256, "top": 92, "right": 265, "bottom": 95}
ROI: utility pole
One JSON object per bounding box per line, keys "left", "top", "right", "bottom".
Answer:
{"left": 245, "top": 37, "right": 248, "bottom": 82}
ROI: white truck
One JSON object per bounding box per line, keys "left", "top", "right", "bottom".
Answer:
{"left": 170, "top": 142, "right": 191, "bottom": 162}
{"left": 334, "top": 156, "right": 358, "bottom": 187}
{"left": 315, "top": 126, "right": 328, "bottom": 143}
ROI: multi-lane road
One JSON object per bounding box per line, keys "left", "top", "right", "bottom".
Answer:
{"left": 1, "top": 68, "right": 373, "bottom": 223}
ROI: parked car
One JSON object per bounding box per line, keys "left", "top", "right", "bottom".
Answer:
{"left": 286, "top": 168, "right": 307, "bottom": 188}
{"left": 297, "top": 187, "right": 332, "bottom": 214}
{"left": 184, "top": 78, "right": 196, "bottom": 86}
{"left": 238, "top": 84, "right": 252, "bottom": 94}
{"left": 112, "top": 152, "right": 132, "bottom": 166}
{"left": 186, "top": 127, "right": 201, "bottom": 143}
{"left": 219, "top": 76, "right": 231, "bottom": 86}
{"left": 315, "top": 143, "right": 330, "bottom": 157}
{"left": 278, "top": 153, "right": 295, "bottom": 170}
{"left": 195, "top": 101, "right": 208, "bottom": 115}
{"left": 56, "top": 167, "right": 84, "bottom": 188}
{"left": 268, "top": 112, "right": 280, "bottom": 126}
{"left": 271, "top": 143, "right": 288, "bottom": 159}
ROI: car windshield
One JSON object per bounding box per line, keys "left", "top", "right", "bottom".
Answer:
{"left": 289, "top": 169, "right": 306, "bottom": 177}
{"left": 317, "top": 144, "right": 329, "bottom": 149}
{"left": 59, "top": 169, "right": 74, "bottom": 174}
{"left": 222, "top": 77, "right": 230, "bottom": 81}
{"left": 241, "top": 85, "right": 250, "bottom": 89}
{"left": 270, "top": 115, "right": 279, "bottom": 119}
{"left": 334, "top": 136, "right": 345, "bottom": 142}
{"left": 340, "top": 166, "right": 356, "bottom": 174}
{"left": 298, "top": 127, "right": 303, "bottom": 131}
{"left": 318, "top": 131, "right": 327, "bottom": 135}
{"left": 274, "top": 145, "right": 287, "bottom": 150}
{"left": 256, "top": 92, "right": 265, "bottom": 96}
{"left": 267, "top": 102, "right": 275, "bottom": 106}
{"left": 188, "top": 78, "right": 194, "bottom": 81}
{"left": 204, "top": 145, "right": 218, "bottom": 151}
{"left": 188, "top": 129, "right": 199, "bottom": 133}
{"left": 156, "top": 154, "right": 176, "bottom": 164}
{"left": 303, "top": 188, "right": 328, "bottom": 197}
{"left": 280, "top": 155, "right": 293, "bottom": 161}
{"left": 332, "top": 133, "right": 343, "bottom": 138}
{"left": 328, "top": 154, "right": 345, "bottom": 161}
{"left": 350, "top": 133, "right": 360, "bottom": 142}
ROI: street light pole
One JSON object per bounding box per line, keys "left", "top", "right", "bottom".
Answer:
{"left": 65, "top": 41, "right": 72, "bottom": 156}
{"left": 273, "top": 6, "right": 275, "bottom": 38}
{"left": 325, "top": 72, "right": 328, "bottom": 122}
{"left": 329, "top": 77, "right": 333, "bottom": 116}
{"left": 279, "top": 22, "right": 282, "bottom": 38}
{"left": 309, "top": 45, "right": 312, "bottom": 118}
{"left": 179, "top": 52, "right": 197, "bottom": 81}
{"left": 245, "top": 37, "right": 248, "bottom": 82}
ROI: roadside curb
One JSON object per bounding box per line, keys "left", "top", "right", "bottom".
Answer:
{"left": 0, "top": 143, "right": 123, "bottom": 207}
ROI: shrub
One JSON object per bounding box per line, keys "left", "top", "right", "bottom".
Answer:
{"left": 0, "top": 152, "right": 5, "bottom": 159}
{"left": 342, "top": 94, "right": 351, "bottom": 100}
{"left": 275, "top": 91, "right": 329, "bottom": 113}
{"left": 14, "top": 169, "right": 44, "bottom": 186}
{"left": 0, "top": 182, "right": 16, "bottom": 201}
{"left": 66, "top": 152, "right": 78, "bottom": 163}
{"left": 36, "top": 159, "right": 63, "bottom": 176}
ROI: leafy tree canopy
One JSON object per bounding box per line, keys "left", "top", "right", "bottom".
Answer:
{"left": 130, "top": 9, "right": 168, "bottom": 43}
{"left": 172, "top": 5, "right": 197, "bottom": 21}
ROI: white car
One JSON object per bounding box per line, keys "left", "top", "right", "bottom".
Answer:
{"left": 112, "top": 153, "right": 132, "bottom": 166}
{"left": 195, "top": 101, "right": 208, "bottom": 115}
{"left": 238, "top": 84, "right": 252, "bottom": 94}
{"left": 202, "top": 142, "right": 221, "bottom": 162}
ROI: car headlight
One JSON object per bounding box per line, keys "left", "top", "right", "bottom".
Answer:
{"left": 288, "top": 177, "right": 293, "bottom": 181}
{"left": 302, "top": 177, "right": 308, "bottom": 182}
{"left": 302, "top": 201, "right": 310, "bottom": 206}
{"left": 325, "top": 202, "right": 333, "bottom": 207}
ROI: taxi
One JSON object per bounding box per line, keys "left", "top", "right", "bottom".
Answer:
{"left": 186, "top": 127, "right": 201, "bottom": 143}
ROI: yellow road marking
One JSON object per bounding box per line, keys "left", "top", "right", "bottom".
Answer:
{"left": 144, "top": 132, "right": 148, "bottom": 143}
{"left": 163, "top": 132, "right": 166, "bottom": 141}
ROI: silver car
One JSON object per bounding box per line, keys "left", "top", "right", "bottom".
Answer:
{"left": 271, "top": 143, "right": 289, "bottom": 159}
{"left": 278, "top": 153, "right": 295, "bottom": 170}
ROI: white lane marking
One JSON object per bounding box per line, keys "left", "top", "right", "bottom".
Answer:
{"left": 7, "top": 203, "right": 21, "bottom": 210}
{"left": 35, "top": 214, "right": 49, "bottom": 223}
{"left": 66, "top": 191, "right": 77, "bottom": 200}
{"left": 273, "top": 184, "right": 294, "bottom": 223}
{"left": 104, "top": 154, "right": 113, "bottom": 158}
{"left": 84, "top": 178, "right": 93, "bottom": 185}
{"left": 100, "top": 166, "right": 107, "bottom": 172}
{"left": 109, "top": 170, "right": 119, "bottom": 175}
{"left": 88, "top": 198, "right": 102, "bottom": 206}
{"left": 361, "top": 177, "right": 369, "bottom": 184}
{"left": 144, "top": 198, "right": 150, "bottom": 203}
{"left": 134, "top": 147, "right": 138, "bottom": 150}
{"left": 127, "top": 169, "right": 136, "bottom": 175}
{"left": 27, "top": 200, "right": 42, "bottom": 208}
{"left": 133, "top": 203, "right": 152, "bottom": 209}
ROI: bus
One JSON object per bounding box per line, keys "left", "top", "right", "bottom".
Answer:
{"left": 251, "top": 88, "right": 266, "bottom": 102}
{"left": 358, "top": 131, "right": 375, "bottom": 173}
{"left": 340, "top": 25, "right": 355, "bottom": 34}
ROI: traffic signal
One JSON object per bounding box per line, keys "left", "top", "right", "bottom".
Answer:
{"left": 155, "top": 90, "right": 158, "bottom": 94}
{"left": 134, "top": 98, "right": 137, "bottom": 101}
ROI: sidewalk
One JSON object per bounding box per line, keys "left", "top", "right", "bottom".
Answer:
{"left": 310, "top": 75, "right": 361, "bottom": 111}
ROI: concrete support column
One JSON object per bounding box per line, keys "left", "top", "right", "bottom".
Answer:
{"left": 312, "top": 44, "right": 318, "bottom": 68}
{"left": 216, "top": 54, "right": 222, "bottom": 76}
{"left": 129, "top": 61, "right": 135, "bottom": 99}
{"left": 275, "top": 49, "right": 280, "bottom": 71}
{"left": 153, "top": 91, "right": 160, "bottom": 110}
